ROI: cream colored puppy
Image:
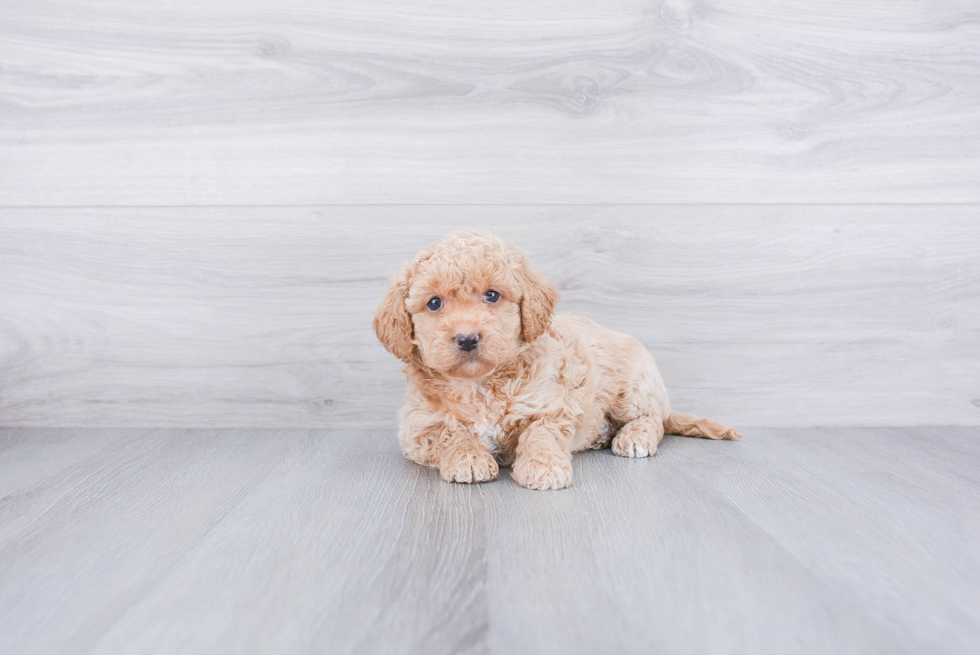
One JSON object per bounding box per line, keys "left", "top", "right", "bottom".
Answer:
{"left": 374, "top": 232, "right": 741, "bottom": 490}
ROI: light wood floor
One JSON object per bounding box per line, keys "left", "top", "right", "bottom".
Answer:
{"left": 2, "top": 427, "right": 978, "bottom": 654}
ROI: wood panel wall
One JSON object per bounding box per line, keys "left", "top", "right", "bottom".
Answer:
{"left": 1, "top": 1, "right": 978, "bottom": 426}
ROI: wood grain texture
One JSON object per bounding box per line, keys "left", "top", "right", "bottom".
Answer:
{"left": 0, "top": 428, "right": 304, "bottom": 655}
{"left": 1, "top": 0, "right": 978, "bottom": 204}
{"left": 0, "top": 427, "right": 977, "bottom": 654}
{"left": 2, "top": 205, "right": 978, "bottom": 427}
{"left": 89, "top": 431, "right": 490, "bottom": 655}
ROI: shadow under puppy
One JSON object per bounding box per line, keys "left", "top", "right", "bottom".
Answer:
{"left": 374, "top": 231, "right": 742, "bottom": 490}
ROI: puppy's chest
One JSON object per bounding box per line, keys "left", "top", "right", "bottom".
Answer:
{"left": 467, "top": 399, "right": 510, "bottom": 455}
{"left": 474, "top": 422, "right": 507, "bottom": 458}
{"left": 443, "top": 384, "right": 517, "bottom": 459}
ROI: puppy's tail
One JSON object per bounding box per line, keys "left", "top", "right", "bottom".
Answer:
{"left": 663, "top": 412, "right": 743, "bottom": 440}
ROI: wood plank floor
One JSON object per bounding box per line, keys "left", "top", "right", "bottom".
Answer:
{"left": 1, "top": 427, "right": 978, "bottom": 654}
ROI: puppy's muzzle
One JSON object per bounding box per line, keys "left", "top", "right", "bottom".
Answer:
{"left": 454, "top": 333, "right": 480, "bottom": 352}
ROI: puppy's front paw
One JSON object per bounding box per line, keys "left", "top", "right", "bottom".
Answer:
{"left": 440, "top": 446, "right": 499, "bottom": 484}
{"left": 512, "top": 451, "right": 573, "bottom": 490}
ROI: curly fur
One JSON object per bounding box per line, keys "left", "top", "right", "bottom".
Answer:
{"left": 374, "top": 231, "right": 742, "bottom": 490}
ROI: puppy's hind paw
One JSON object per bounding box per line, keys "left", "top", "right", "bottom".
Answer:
{"left": 611, "top": 436, "right": 654, "bottom": 458}
{"left": 439, "top": 446, "right": 499, "bottom": 484}
{"left": 611, "top": 420, "right": 661, "bottom": 458}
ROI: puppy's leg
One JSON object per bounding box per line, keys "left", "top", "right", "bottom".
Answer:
{"left": 511, "top": 418, "right": 575, "bottom": 490}
{"left": 438, "top": 427, "right": 499, "bottom": 484}
{"left": 400, "top": 409, "right": 498, "bottom": 482}
{"left": 398, "top": 405, "right": 446, "bottom": 469}
{"left": 609, "top": 350, "right": 669, "bottom": 458}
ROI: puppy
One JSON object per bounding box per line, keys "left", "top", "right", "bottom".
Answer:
{"left": 374, "top": 231, "right": 742, "bottom": 490}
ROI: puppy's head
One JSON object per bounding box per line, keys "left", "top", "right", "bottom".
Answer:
{"left": 373, "top": 231, "right": 558, "bottom": 377}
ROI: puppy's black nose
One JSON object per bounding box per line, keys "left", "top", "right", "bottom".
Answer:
{"left": 454, "top": 333, "right": 480, "bottom": 352}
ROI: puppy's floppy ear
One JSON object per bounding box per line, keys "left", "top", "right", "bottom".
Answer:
{"left": 373, "top": 265, "right": 415, "bottom": 363}
{"left": 517, "top": 261, "right": 559, "bottom": 342}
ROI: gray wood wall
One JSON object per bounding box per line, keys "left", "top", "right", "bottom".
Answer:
{"left": 1, "top": 1, "right": 978, "bottom": 427}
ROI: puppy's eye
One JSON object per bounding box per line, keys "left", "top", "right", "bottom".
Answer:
{"left": 483, "top": 290, "right": 500, "bottom": 304}
{"left": 426, "top": 297, "right": 443, "bottom": 311}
